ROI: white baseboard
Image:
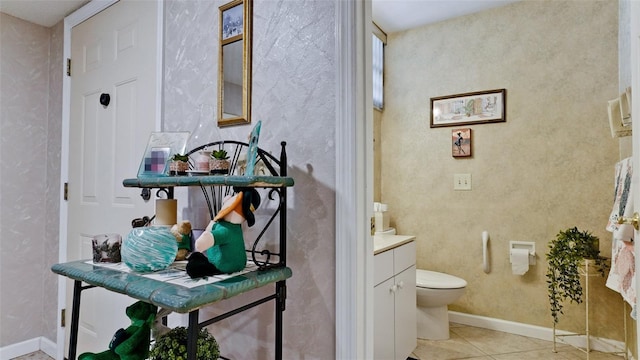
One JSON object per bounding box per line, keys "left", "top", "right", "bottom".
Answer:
{"left": 0, "top": 336, "right": 57, "bottom": 360}
{"left": 40, "top": 337, "right": 57, "bottom": 359}
{"left": 449, "top": 311, "right": 631, "bottom": 358}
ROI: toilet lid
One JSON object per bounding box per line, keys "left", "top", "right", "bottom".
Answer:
{"left": 416, "top": 269, "right": 467, "bottom": 289}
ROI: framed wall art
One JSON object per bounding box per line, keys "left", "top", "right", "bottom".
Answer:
{"left": 431, "top": 89, "right": 506, "bottom": 128}
{"left": 452, "top": 128, "right": 471, "bottom": 157}
{"left": 221, "top": 0, "right": 244, "bottom": 41}
{"left": 137, "top": 132, "right": 190, "bottom": 177}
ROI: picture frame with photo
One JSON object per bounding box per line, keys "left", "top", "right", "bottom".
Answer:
{"left": 137, "top": 132, "right": 190, "bottom": 177}
{"left": 431, "top": 89, "right": 506, "bottom": 128}
{"left": 221, "top": 1, "right": 244, "bottom": 41}
{"left": 452, "top": 128, "right": 472, "bottom": 157}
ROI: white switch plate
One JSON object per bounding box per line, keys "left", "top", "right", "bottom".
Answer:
{"left": 454, "top": 173, "right": 472, "bottom": 190}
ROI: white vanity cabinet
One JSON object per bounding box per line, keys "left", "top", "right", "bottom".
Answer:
{"left": 374, "top": 238, "right": 416, "bottom": 360}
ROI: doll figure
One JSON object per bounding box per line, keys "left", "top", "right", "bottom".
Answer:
{"left": 186, "top": 188, "right": 260, "bottom": 278}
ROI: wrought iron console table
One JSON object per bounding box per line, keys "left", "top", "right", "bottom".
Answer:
{"left": 53, "top": 141, "right": 294, "bottom": 360}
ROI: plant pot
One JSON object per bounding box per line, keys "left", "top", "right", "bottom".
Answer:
{"left": 169, "top": 160, "right": 189, "bottom": 175}
{"left": 209, "top": 158, "right": 230, "bottom": 174}
{"left": 150, "top": 327, "right": 219, "bottom": 360}
{"left": 194, "top": 151, "right": 211, "bottom": 172}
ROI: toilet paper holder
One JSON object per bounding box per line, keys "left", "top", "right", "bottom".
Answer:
{"left": 509, "top": 241, "right": 536, "bottom": 265}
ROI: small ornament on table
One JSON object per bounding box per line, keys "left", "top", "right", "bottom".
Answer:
{"left": 170, "top": 220, "right": 192, "bottom": 261}
{"left": 92, "top": 233, "right": 122, "bottom": 263}
{"left": 186, "top": 187, "right": 261, "bottom": 277}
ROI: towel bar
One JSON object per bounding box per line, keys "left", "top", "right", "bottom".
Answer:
{"left": 617, "top": 212, "right": 639, "bottom": 231}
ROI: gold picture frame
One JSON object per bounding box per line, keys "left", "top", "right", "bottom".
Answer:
{"left": 218, "top": 0, "right": 252, "bottom": 127}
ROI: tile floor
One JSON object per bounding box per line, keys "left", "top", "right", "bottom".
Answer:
{"left": 11, "top": 323, "right": 627, "bottom": 360}
{"left": 410, "top": 323, "right": 626, "bottom": 360}
{"left": 11, "top": 352, "right": 52, "bottom": 360}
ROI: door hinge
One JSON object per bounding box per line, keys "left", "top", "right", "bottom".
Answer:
{"left": 64, "top": 182, "right": 69, "bottom": 201}
{"left": 66, "top": 58, "right": 71, "bottom": 76}
{"left": 61, "top": 308, "right": 66, "bottom": 327}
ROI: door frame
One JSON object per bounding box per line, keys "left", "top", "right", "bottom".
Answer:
{"left": 335, "top": 1, "right": 373, "bottom": 359}
{"left": 632, "top": 0, "right": 640, "bottom": 352}
{"left": 55, "top": 1, "right": 164, "bottom": 358}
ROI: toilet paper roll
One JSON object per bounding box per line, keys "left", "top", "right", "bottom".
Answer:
{"left": 510, "top": 248, "right": 529, "bottom": 275}
{"left": 156, "top": 199, "right": 177, "bottom": 225}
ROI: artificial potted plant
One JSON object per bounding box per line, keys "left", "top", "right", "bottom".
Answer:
{"left": 209, "top": 149, "right": 230, "bottom": 174}
{"left": 545, "top": 227, "right": 609, "bottom": 324}
{"left": 169, "top": 153, "right": 189, "bottom": 176}
{"left": 149, "top": 326, "right": 219, "bottom": 360}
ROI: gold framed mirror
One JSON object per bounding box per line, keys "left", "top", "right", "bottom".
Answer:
{"left": 218, "top": 0, "right": 252, "bottom": 127}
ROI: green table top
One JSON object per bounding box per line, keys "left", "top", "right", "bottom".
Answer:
{"left": 52, "top": 260, "right": 292, "bottom": 313}
{"left": 122, "top": 175, "right": 294, "bottom": 188}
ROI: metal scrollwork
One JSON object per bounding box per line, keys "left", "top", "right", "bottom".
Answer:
{"left": 251, "top": 188, "right": 283, "bottom": 270}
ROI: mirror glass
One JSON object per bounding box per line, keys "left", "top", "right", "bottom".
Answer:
{"left": 218, "top": 0, "right": 251, "bottom": 127}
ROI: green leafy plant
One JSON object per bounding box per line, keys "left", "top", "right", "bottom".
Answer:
{"left": 545, "top": 227, "right": 608, "bottom": 324}
{"left": 171, "top": 153, "right": 189, "bottom": 162}
{"left": 150, "top": 326, "right": 219, "bottom": 360}
{"left": 211, "top": 150, "right": 229, "bottom": 160}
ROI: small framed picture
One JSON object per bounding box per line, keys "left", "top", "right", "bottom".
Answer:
{"left": 221, "top": 1, "right": 244, "bottom": 41}
{"left": 137, "top": 132, "right": 190, "bottom": 177}
{"left": 452, "top": 128, "right": 472, "bottom": 157}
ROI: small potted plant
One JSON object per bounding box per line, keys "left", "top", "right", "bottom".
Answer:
{"left": 149, "top": 326, "right": 219, "bottom": 360}
{"left": 209, "top": 149, "right": 230, "bottom": 175}
{"left": 169, "top": 153, "right": 189, "bottom": 176}
{"left": 546, "top": 227, "right": 609, "bottom": 324}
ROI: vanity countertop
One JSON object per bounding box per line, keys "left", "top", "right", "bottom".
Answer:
{"left": 373, "top": 234, "right": 416, "bottom": 255}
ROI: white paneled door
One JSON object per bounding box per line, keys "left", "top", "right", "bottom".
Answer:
{"left": 66, "top": 0, "right": 158, "bottom": 356}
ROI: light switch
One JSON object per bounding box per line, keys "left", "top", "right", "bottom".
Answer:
{"left": 454, "top": 173, "right": 472, "bottom": 190}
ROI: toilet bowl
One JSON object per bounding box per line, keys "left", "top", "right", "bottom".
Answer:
{"left": 416, "top": 269, "right": 467, "bottom": 340}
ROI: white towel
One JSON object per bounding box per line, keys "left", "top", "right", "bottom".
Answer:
{"left": 605, "top": 157, "right": 636, "bottom": 318}
{"left": 607, "top": 157, "right": 633, "bottom": 232}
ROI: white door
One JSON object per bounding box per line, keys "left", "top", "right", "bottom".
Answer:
{"left": 65, "top": 0, "right": 159, "bottom": 355}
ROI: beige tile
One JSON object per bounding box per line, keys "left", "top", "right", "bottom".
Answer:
{"left": 451, "top": 326, "right": 550, "bottom": 355}
{"left": 412, "top": 332, "right": 488, "bottom": 360}
{"left": 411, "top": 324, "right": 625, "bottom": 360}
{"left": 554, "top": 347, "right": 627, "bottom": 360}
{"left": 491, "top": 348, "right": 574, "bottom": 359}
{"left": 11, "top": 351, "right": 53, "bottom": 360}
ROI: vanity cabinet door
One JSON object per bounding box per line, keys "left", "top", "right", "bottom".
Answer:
{"left": 394, "top": 265, "right": 417, "bottom": 360}
{"left": 373, "top": 241, "right": 417, "bottom": 360}
{"left": 374, "top": 277, "right": 395, "bottom": 360}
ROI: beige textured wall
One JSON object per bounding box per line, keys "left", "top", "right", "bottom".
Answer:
{"left": 380, "top": 0, "right": 625, "bottom": 340}
{"left": 0, "top": 13, "right": 61, "bottom": 346}
{"left": 164, "top": 1, "right": 337, "bottom": 357}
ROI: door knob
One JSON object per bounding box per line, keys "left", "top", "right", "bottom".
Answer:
{"left": 100, "top": 93, "right": 110, "bottom": 107}
{"left": 617, "top": 212, "right": 639, "bottom": 230}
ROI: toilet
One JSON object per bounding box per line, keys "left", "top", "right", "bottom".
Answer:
{"left": 416, "top": 269, "right": 467, "bottom": 340}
